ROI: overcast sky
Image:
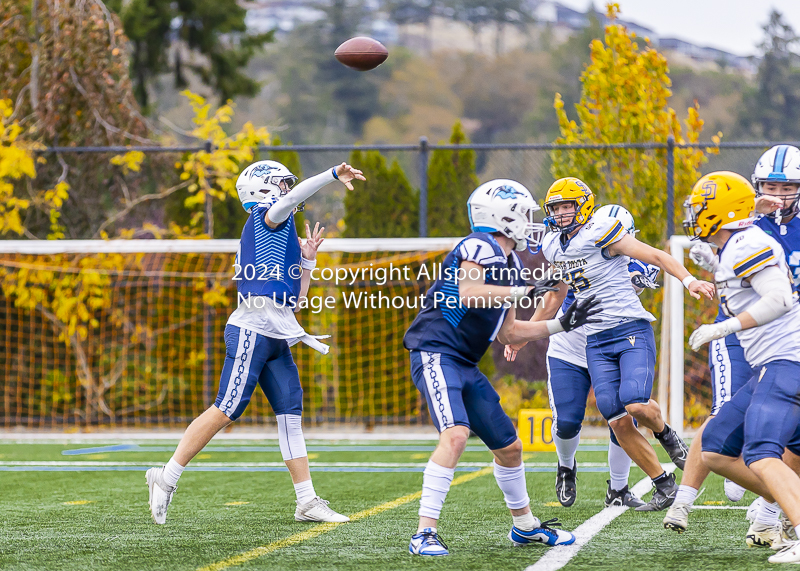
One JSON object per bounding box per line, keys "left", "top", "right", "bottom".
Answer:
{"left": 555, "top": 0, "right": 800, "bottom": 57}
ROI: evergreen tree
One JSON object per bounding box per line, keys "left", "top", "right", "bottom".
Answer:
{"left": 107, "top": 0, "right": 273, "bottom": 111}
{"left": 737, "top": 10, "right": 800, "bottom": 140}
{"left": 344, "top": 150, "right": 418, "bottom": 238}
{"left": 427, "top": 122, "right": 479, "bottom": 237}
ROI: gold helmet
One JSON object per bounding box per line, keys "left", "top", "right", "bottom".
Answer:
{"left": 544, "top": 177, "right": 595, "bottom": 233}
{"left": 682, "top": 171, "right": 755, "bottom": 240}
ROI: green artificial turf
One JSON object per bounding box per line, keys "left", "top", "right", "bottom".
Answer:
{"left": 0, "top": 440, "right": 777, "bottom": 571}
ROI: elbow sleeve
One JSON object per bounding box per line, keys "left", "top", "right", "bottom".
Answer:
{"left": 746, "top": 265, "right": 795, "bottom": 325}
{"left": 268, "top": 168, "right": 336, "bottom": 224}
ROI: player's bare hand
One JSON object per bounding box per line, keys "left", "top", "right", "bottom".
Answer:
{"left": 335, "top": 163, "right": 366, "bottom": 190}
{"left": 504, "top": 342, "right": 527, "bottom": 362}
{"left": 300, "top": 221, "right": 325, "bottom": 260}
{"left": 688, "top": 279, "right": 715, "bottom": 300}
{"left": 755, "top": 195, "right": 783, "bottom": 214}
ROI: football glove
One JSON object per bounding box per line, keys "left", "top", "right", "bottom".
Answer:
{"left": 689, "top": 242, "right": 718, "bottom": 273}
{"left": 631, "top": 273, "right": 660, "bottom": 290}
{"left": 560, "top": 294, "right": 601, "bottom": 332}
{"left": 526, "top": 277, "right": 560, "bottom": 299}
{"left": 689, "top": 318, "right": 742, "bottom": 351}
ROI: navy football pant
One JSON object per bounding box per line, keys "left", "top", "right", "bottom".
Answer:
{"left": 585, "top": 320, "right": 656, "bottom": 422}
{"left": 702, "top": 360, "right": 800, "bottom": 466}
{"left": 214, "top": 324, "right": 303, "bottom": 420}
{"left": 410, "top": 350, "right": 517, "bottom": 451}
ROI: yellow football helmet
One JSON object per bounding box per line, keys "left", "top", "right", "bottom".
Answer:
{"left": 682, "top": 171, "right": 755, "bottom": 240}
{"left": 544, "top": 177, "right": 595, "bottom": 233}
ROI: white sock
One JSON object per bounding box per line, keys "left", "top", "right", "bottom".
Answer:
{"left": 674, "top": 485, "right": 699, "bottom": 506}
{"left": 795, "top": 524, "right": 800, "bottom": 538}
{"left": 553, "top": 432, "right": 580, "bottom": 469}
{"left": 608, "top": 441, "right": 632, "bottom": 491}
{"left": 277, "top": 414, "right": 308, "bottom": 461}
{"left": 163, "top": 457, "right": 185, "bottom": 488}
{"left": 419, "top": 460, "right": 455, "bottom": 519}
{"left": 512, "top": 512, "right": 538, "bottom": 531}
{"left": 493, "top": 461, "right": 530, "bottom": 510}
{"left": 294, "top": 479, "right": 316, "bottom": 505}
{"left": 755, "top": 500, "right": 781, "bottom": 526}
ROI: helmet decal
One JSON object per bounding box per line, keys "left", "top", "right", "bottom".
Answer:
{"left": 249, "top": 164, "right": 278, "bottom": 180}
{"left": 495, "top": 186, "right": 522, "bottom": 200}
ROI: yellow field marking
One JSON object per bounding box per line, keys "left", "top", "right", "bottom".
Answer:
{"left": 522, "top": 453, "right": 534, "bottom": 461}
{"left": 197, "top": 454, "right": 212, "bottom": 460}
{"left": 410, "top": 453, "right": 428, "bottom": 460}
{"left": 86, "top": 454, "right": 109, "bottom": 460}
{"left": 195, "top": 466, "right": 493, "bottom": 571}
{"left": 544, "top": 501, "right": 561, "bottom": 507}
{"left": 307, "top": 453, "right": 319, "bottom": 460}
{"left": 225, "top": 502, "right": 250, "bottom": 506}
{"left": 62, "top": 500, "right": 95, "bottom": 505}
{"left": 703, "top": 501, "right": 725, "bottom": 505}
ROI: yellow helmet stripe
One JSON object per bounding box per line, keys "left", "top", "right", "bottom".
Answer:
{"left": 595, "top": 221, "right": 624, "bottom": 248}
{"left": 733, "top": 250, "right": 775, "bottom": 278}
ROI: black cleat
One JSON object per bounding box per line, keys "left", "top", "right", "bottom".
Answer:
{"left": 655, "top": 425, "right": 688, "bottom": 470}
{"left": 604, "top": 480, "right": 645, "bottom": 508}
{"left": 635, "top": 472, "right": 677, "bottom": 512}
{"left": 555, "top": 461, "right": 577, "bottom": 507}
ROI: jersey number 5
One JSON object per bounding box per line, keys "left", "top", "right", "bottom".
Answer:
{"left": 564, "top": 268, "right": 591, "bottom": 293}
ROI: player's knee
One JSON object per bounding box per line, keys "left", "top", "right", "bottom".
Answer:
{"left": 440, "top": 425, "right": 470, "bottom": 455}
{"left": 623, "top": 401, "right": 650, "bottom": 419}
{"left": 493, "top": 438, "right": 523, "bottom": 466}
{"left": 555, "top": 420, "right": 582, "bottom": 440}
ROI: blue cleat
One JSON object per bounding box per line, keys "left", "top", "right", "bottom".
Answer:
{"left": 509, "top": 518, "right": 576, "bottom": 547}
{"left": 409, "top": 528, "right": 449, "bottom": 556}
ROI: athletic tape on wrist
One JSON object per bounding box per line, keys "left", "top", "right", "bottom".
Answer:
{"left": 301, "top": 257, "right": 316, "bottom": 270}
{"left": 682, "top": 275, "right": 697, "bottom": 289}
{"left": 546, "top": 319, "right": 564, "bottom": 335}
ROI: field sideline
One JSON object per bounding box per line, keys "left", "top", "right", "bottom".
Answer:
{"left": 0, "top": 438, "right": 778, "bottom": 571}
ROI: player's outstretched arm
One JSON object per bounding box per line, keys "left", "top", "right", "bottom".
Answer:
{"left": 606, "top": 233, "right": 715, "bottom": 300}
{"left": 266, "top": 163, "right": 365, "bottom": 227}
{"left": 504, "top": 281, "right": 567, "bottom": 362}
{"left": 689, "top": 265, "right": 794, "bottom": 350}
{"left": 498, "top": 295, "right": 601, "bottom": 345}
{"left": 457, "top": 261, "right": 541, "bottom": 307}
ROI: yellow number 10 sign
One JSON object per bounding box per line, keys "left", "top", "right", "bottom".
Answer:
{"left": 519, "top": 409, "right": 556, "bottom": 452}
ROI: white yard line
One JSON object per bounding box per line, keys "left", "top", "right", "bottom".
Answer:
{"left": 525, "top": 463, "right": 676, "bottom": 571}
{"left": 0, "top": 461, "right": 611, "bottom": 468}
{"left": 692, "top": 506, "right": 749, "bottom": 510}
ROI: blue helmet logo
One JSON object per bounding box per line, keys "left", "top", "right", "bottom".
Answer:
{"left": 250, "top": 164, "right": 277, "bottom": 180}
{"left": 495, "top": 185, "right": 521, "bottom": 199}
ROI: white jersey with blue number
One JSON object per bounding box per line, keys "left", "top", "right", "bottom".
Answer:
{"left": 541, "top": 216, "right": 655, "bottom": 336}
{"left": 715, "top": 226, "right": 800, "bottom": 368}
{"left": 546, "top": 260, "right": 661, "bottom": 367}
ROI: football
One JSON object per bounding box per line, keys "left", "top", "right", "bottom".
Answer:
{"left": 334, "top": 37, "right": 388, "bottom": 71}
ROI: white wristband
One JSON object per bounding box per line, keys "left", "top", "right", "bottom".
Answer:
{"left": 546, "top": 318, "right": 564, "bottom": 335}
{"left": 300, "top": 257, "right": 316, "bottom": 270}
{"left": 509, "top": 286, "right": 529, "bottom": 301}
{"left": 682, "top": 275, "right": 697, "bottom": 289}
{"left": 722, "top": 317, "right": 743, "bottom": 334}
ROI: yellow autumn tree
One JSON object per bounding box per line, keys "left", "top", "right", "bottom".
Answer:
{"left": 551, "top": 3, "right": 720, "bottom": 246}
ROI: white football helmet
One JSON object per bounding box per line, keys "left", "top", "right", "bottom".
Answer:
{"left": 752, "top": 145, "right": 800, "bottom": 220}
{"left": 467, "top": 179, "right": 545, "bottom": 252}
{"left": 236, "top": 160, "right": 299, "bottom": 212}
{"left": 594, "top": 204, "right": 638, "bottom": 235}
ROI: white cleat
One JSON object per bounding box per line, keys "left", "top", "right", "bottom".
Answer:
{"left": 781, "top": 513, "right": 798, "bottom": 543}
{"left": 146, "top": 467, "right": 177, "bottom": 525}
{"left": 724, "top": 479, "right": 746, "bottom": 502}
{"left": 746, "top": 498, "right": 761, "bottom": 523}
{"left": 294, "top": 496, "right": 350, "bottom": 523}
{"left": 769, "top": 540, "right": 800, "bottom": 563}
{"left": 747, "top": 522, "right": 783, "bottom": 548}
{"left": 663, "top": 503, "right": 691, "bottom": 533}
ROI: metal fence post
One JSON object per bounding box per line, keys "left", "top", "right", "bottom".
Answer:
{"left": 419, "top": 136, "right": 429, "bottom": 237}
{"left": 666, "top": 135, "right": 675, "bottom": 240}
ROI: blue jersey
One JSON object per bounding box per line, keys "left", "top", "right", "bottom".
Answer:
{"left": 404, "top": 233, "right": 526, "bottom": 365}
{"left": 235, "top": 200, "right": 301, "bottom": 304}
{"left": 715, "top": 214, "right": 800, "bottom": 324}
{"left": 754, "top": 215, "right": 800, "bottom": 290}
